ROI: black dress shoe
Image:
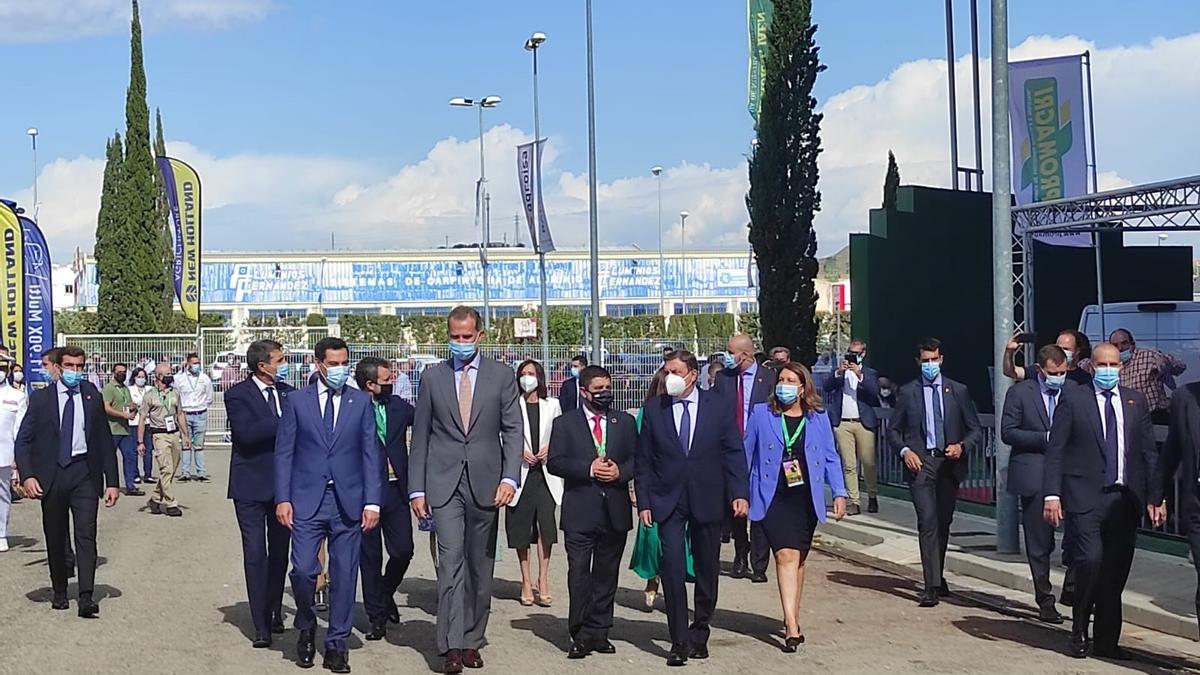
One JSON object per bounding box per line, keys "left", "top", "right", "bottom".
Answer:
{"left": 297, "top": 629, "right": 316, "bottom": 668}
{"left": 51, "top": 595, "right": 69, "bottom": 611}
{"left": 730, "top": 558, "right": 748, "bottom": 579}
{"left": 125, "top": 488, "right": 145, "bottom": 497}
{"left": 666, "top": 648, "right": 688, "bottom": 667}
{"left": 750, "top": 572, "right": 768, "bottom": 583}
{"left": 1066, "top": 632, "right": 1089, "bottom": 659}
{"left": 165, "top": 506, "right": 183, "bottom": 517}
{"left": 782, "top": 635, "right": 805, "bottom": 653}
{"left": 252, "top": 635, "right": 272, "bottom": 649}
{"left": 1093, "top": 645, "right": 1132, "bottom": 661}
{"left": 386, "top": 597, "right": 400, "bottom": 624}
{"left": 937, "top": 581, "right": 951, "bottom": 597}
{"left": 567, "top": 642, "right": 590, "bottom": 659}
{"left": 272, "top": 613, "right": 286, "bottom": 634}
{"left": 179, "top": 475, "right": 191, "bottom": 482}
{"left": 592, "top": 639, "right": 616, "bottom": 654}
{"left": 846, "top": 503, "right": 862, "bottom": 516}
{"left": 688, "top": 644, "right": 709, "bottom": 660}
{"left": 461, "top": 649, "right": 483, "bottom": 669}
{"left": 322, "top": 650, "right": 350, "bottom": 673}
{"left": 78, "top": 594, "right": 99, "bottom": 618}
{"left": 867, "top": 497, "right": 879, "bottom": 513}
{"left": 147, "top": 500, "right": 162, "bottom": 515}
{"left": 365, "top": 622, "right": 387, "bottom": 641}
{"left": 1059, "top": 590, "right": 1074, "bottom": 607}
{"left": 918, "top": 592, "right": 939, "bottom": 608}
{"left": 443, "top": 650, "right": 464, "bottom": 674}
{"left": 1037, "top": 605, "right": 1064, "bottom": 624}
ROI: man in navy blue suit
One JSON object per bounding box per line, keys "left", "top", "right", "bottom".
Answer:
{"left": 276, "top": 337, "right": 383, "bottom": 673}
{"left": 226, "top": 339, "right": 294, "bottom": 648}
{"left": 354, "top": 357, "right": 415, "bottom": 642}
{"left": 636, "top": 350, "right": 749, "bottom": 667}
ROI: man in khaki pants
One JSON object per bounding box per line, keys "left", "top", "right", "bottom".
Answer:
{"left": 137, "top": 363, "right": 190, "bottom": 517}
{"left": 822, "top": 340, "right": 881, "bottom": 515}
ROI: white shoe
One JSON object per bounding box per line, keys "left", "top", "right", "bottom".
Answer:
{"left": 0, "top": 538, "right": 8, "bottom": 552}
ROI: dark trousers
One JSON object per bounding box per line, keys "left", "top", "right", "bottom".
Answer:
{"left": 1179, "top": 493, "right": 1200, "bottom": 638}
{"left": 1070, "top": 489, "right": 1139, "bottom": 648}
{"left": 727, "top": 511, "right": 770, "bottom": 575}
{"left": 41, "top": 460, "right": 99, "bottom": 596}
{"left": 1020, "top": 494, "right": 1057, "bottom": 609}
{"left": 234, "top": 498, "right": 291, "bottom": 637}
{"left": 909, "top": 455, "right": 960, "bottom": 591}
{"left": 360, "top": 483, "right": 415, "bottom": 625}
{"left": 114, "top": 433, "right": 138, "bottom": 489}
{"left": 290, "top": 486, "right": 362, "bottom": 653}
{"left": 564, "top": 525, "right": 628, "bottom": 643}
{"left": 659, "top": 503, "right": 722, "bottom": 649}
{"left": 137, "top": 426, "right": 153, "bottom": 480}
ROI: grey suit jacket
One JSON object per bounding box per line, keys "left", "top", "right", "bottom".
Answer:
{"left": 408, "top": 355, "right": 524, "bottom": 509}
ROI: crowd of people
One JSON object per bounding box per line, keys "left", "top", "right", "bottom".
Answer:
{"left": 3, "top": 310, "right": 1199, "bottom": 670}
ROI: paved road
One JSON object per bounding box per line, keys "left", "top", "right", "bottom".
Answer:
{"left": 1, "top": 450, "right": 1197, "bottom": 674}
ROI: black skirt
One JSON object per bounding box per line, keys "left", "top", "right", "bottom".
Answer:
{"left": 505, "top": 466, "right": 558, "bottom": 548}
{"left": 759, "top": 421, "right": 818, "bottom": 552}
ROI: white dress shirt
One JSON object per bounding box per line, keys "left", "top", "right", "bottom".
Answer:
{"left": 585, "top": 405, "right": 608, "bottom": 477}
{"left": 175, "top": 371, "right": 214, "bottom": 413}
{"left": 1045, "top": 384, "right": 1126, "bottom": 503}
{"left": 315, "top": 379, "right": 343, "bottom": 426}
{"left": 671, "top": 386, "right": 700, "bottom": 453}
{"left": 253, "top": 376, "right": 282, "bottom": 416}
{"left": 57, "top": 380, "right": 87, "bottom": 458}
{"left": 841, "top": 369, "right": 862, "bottom": 420}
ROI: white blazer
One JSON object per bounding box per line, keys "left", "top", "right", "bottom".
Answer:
{"left": 511, "top": 396, "right": 564, "bottom": 506}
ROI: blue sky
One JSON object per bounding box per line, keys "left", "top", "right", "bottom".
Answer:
{"left": 2, "top": 0, "right": 1199, "bottom": 255}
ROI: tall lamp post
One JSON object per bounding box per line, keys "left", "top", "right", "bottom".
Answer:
{"left": 450, "top": 95, "right": 503, "bottom": 329}
{"left": 27, "top": 127, "right": 38, "bottom": 220}
{"left": 525, "top": 31, "right": 550, "bottom": 364}
{"left": 679, "top": 210, "right": 689, "bottom": 313}
{"left": 585, "top": 0, "right": 601, "bottom": 362}
{"left": 652, "top": 166, "right": 664, "bottom": 315}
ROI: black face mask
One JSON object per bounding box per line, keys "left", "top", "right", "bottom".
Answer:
{"left": 586, "top": 390, "right": 614, "bottom": 411}
{"left": 114, "top": 372, "right": 127, "bottom": 384}
{"left": 375, "top": 383, "right": 394, "bottom": 401}
{"left": 160, "top": 375, "right": 174, "bottom": 387}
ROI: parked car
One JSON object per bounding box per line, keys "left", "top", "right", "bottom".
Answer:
{"left": 1079, "top": 301, "right": 1199, "bottom": 387}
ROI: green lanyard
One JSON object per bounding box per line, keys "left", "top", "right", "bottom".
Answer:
{"left": 373, "top": 401, "right": 387, "bottom": 444}
{"left": 780, "top": 414, "right": 807, "bottom": 459}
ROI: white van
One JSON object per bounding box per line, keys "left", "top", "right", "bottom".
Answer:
{"left": 1079, "top": 301, "right": 1200, "bottom": 386}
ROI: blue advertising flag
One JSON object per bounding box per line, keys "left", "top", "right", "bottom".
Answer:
{"left": 19, "top": 215, "right": 53, "bottom": 381}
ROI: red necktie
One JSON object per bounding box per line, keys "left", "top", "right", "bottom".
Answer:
{"left": 592, "top": 414, "right": 604, "bottom": 447}
{"left": 737, "top": 374, "right": 746, "bottom": 436}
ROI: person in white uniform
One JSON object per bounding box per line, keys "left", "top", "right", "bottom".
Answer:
{"left": 0, "top": 360, "right": 29, "bottom": 552}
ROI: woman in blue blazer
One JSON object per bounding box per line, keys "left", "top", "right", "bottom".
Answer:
{"left": 744, "top": 361, "right": 847, "bottom": 652}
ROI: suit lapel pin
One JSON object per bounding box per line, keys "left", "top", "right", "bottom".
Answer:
{"left": 944, "top": 386, "right": 951, "bottom": 394}
{"left": 609, "top": 416, "right": 618, "bottom": 424}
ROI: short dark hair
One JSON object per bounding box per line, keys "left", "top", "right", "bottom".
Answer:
{"left": 60, "top": 346, "right": 86, "bottom": 360}
{"left": 448, "top": 305, "right": 483, "bottom": 332}
{"left": 579, "top": 365, "right": 611, "bottom": 389}
{"left": 571, "top": 354, "right": 589, "bottom": 367}
{"left": 42, "top": 347, "right": 62, "bottom": 364}
{"left": 916, "top": 337, "right": 942, "bottom": 356}
{"left": 355, "top": 356, "right": 389, "bottom": 390}
{"left": 186, "top": 352, "right": 200, "bottom": 362}
{"left": 315, "top": 337, "right": 349, "bottom": 361}
{"left": 247, "top": 339, "right": 283, "bottom": 376}
{"left": 1058, "top": 329, "right": 1092, "bottom": 360}
{"left": 1037, "top": 345, "right": 1068, "bottom": 368}
{"left": 665, "top": 349, "right": 699, "bottom": 373}
{"left": 112, "top": 362, "right": 128, "bottom": 372}
{"left": 769, "top": 346, "right": 790, "bottom": 358}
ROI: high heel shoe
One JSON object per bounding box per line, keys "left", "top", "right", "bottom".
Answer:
{"left": 782, "top": 635, "right": 805, "bottom": 653}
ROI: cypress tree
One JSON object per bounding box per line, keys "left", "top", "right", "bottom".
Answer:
{"left": 154, "top": 108, "right": 176, "bottom": 316}
{"left": 883, "top": 150, "right": 901, "bottom": 208}
{"left": 95, "top": 133, "right": 125, "bottom": 321}
{"left": 746, "top": 0, "right": 824, "bottom": 364}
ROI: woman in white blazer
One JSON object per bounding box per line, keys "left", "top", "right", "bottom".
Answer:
{"left": 507, "top": 359, "right": 563, "bottom": 607}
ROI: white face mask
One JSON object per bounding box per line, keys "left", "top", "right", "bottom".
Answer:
{"left": 519, "top": 375, "right": 539, "bottom": 393}
{"left": 665, "top": 373, "right": 689, "bottom": 397}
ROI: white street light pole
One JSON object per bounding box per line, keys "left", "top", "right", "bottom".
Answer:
{"left": 679, "top": 210, "right": 689, "bottom": 312}
{"left": 27, "top": 127, "right": 39, "bottom": 220}
{"left": 652, "top": 166, "right": 664, "bottom": 315}
{"left": 526, "top": 31, "right": 550, "bottom": 364}
{"left": 585, "top": 0, "right": 602, "bottom": 362}
{"left": 450, "top": 96, "right": 503, "bottom": 330}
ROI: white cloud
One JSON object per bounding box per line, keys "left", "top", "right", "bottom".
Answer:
{"left": 0, "top": 0, "right": 273, "bottom": 43}
{"left": 8, "top": 31, "right": 1200, "bottom": 259}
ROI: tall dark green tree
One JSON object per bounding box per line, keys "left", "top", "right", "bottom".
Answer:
{"left": 746, "top": 0, "right": 824, "bottom": 364}
{"left": 154, "top": 108, "right": 176, "bottom": 315}
{"left": 94, "top": 133, "right": 126, "bottom": 319}
{"left": 98, "top": 0, "right": 163, "bottom": 332}
{"left": 883, "top": 150, "right": 901, "bottom": 208}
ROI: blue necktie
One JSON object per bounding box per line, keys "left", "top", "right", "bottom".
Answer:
{"left": 266, "top": 386, "right": 279, "bottom": 419}
{"left": 678, "top": 400, "right": 692, "bottom": 455}
{"left": 926, "top": 383, "right": 945, "bottom": 450}
{"left": 324, "top": 389, "right": 336, "bottom": 437}
{"left": 58, "top": 388, "right": 77, "bottom": 468}
{"left": 1045, "top": 389, "right": 1058, "bottom": 424}
{"left": 1103, "top": 391, "right": 1119, "bottom": 485}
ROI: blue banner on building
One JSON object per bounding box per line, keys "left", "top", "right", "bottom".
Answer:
{"left": 20, "top": 215, "right": 53, "bottom": 380}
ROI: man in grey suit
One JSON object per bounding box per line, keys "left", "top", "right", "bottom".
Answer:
{"left": 409, "top": 306, "right": 523, "bottom": 674}
{"left": 1000, "top": 344, "right": 1069, "bottom": 625}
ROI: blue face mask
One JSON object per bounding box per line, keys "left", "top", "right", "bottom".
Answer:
{"left": 61, "top": 369, "right": 84, "bottom": 388}
{"left": 1094, "top": 366, "right": 1120, "bottom": 390}
{"left": 569, "top": 366, "right": 581, "bottom": 379}
{"left": 1062, "top": 349, "right": 1075, "bottom": 365}
{"left": 322, "top": 365, "right": 349, "bottom": 390}
{"left": 1119, "top": 350, "right": 1132, "bottom": 364}
{"left": 189, "top": 364, "right": 202, "bottom": 375}
{"left": 722, "top": 352, "right": 737, "bottom": 370}
{"left": 1044, "top": 374, "right": 1066, "bottom": 390}
{"left": 920, "top": 362, "right": 941, "bottom": 381}
{"left": 41, "top": 370, "right": 54, "bottom": 383}
{"left": 775, "top": 383, "right": 800, "bottom": 405}
{"left": 274, "top": 362, "right": 290, "bottom": 382}
{"left": 449, "top": 341, "right": 477, "bottom": 363}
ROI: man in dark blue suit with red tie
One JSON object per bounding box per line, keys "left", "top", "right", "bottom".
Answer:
{"left": 226, "top": 340, "right": 295, "bottom": 648}
{"left": 636, "top": 350, "right": 749, "bottom": 667}
{"left": 353, "top": 357, "right": 415, "bottom": 642}
{"left": 276, "top": 337, "right": 383, "bottom": 673}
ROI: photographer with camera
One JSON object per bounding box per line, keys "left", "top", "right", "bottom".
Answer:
{"left": 822, "top": 339, "right": 881, "bottom": 515}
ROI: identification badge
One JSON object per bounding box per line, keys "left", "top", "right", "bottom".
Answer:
{"left": 165, "top": 416, "right": 177, "bottom": 433}
{"left": 782, "top": 460, "right": 805, "bottom": 487}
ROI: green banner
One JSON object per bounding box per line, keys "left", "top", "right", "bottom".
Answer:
{"left": 747, "top": 0, "right": 774, "bottom": 124}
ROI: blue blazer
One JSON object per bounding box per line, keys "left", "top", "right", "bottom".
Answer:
{"left": 821, "top": 366, "right": 881, "bottom": 429}
{"left": 226, "top": 377, "right": 295, "bottom": 502}
{"left": 634, "top": 389, "right": 749, "bottom": 525}
{"left": 743, "top": 403, "right": 848, "bottom": 523}
{"left": 274, "top": 384, "right": 384, "bottom": 521}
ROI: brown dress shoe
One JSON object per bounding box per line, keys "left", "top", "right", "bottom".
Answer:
{"left": 462, "top": 648, "right": 483, "bottom": 669}
{"left": 443, "top": 650, "right": 463, "bottom": 674}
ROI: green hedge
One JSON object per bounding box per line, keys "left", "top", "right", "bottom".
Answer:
{"left": 55, "top": 310, "right": 225, "bottom": 336}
